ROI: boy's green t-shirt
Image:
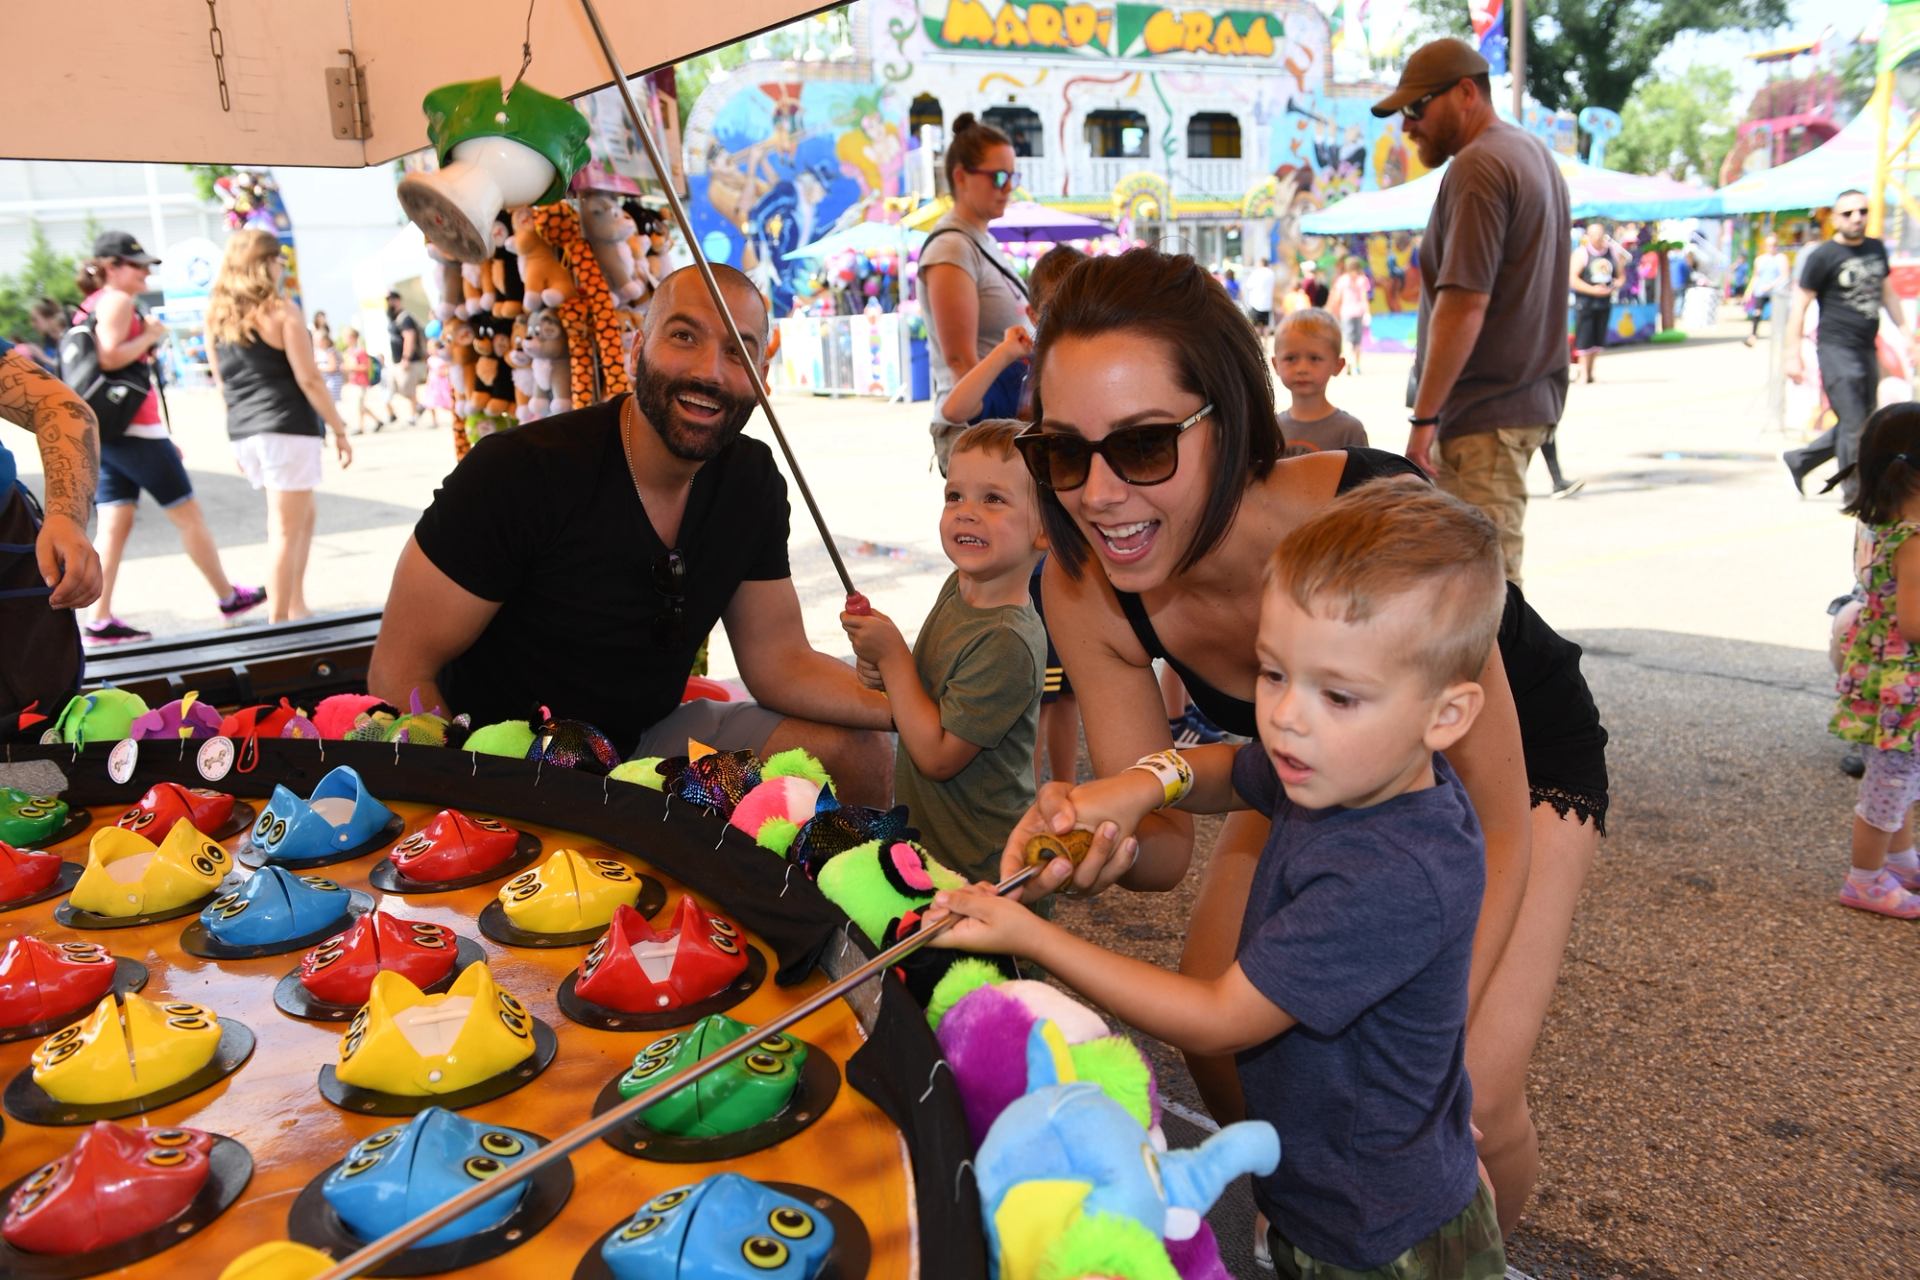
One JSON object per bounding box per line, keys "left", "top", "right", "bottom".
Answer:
{"left": 893, "top": 571, "right": 1047, "bottom": 882}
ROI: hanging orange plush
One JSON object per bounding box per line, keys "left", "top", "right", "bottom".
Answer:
{"left": 532, "top": 202, "right": 630, "bottom": 407}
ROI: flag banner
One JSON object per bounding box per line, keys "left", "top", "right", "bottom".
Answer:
{"left": 1470, "top": 0, "right": 1508, "bottom": 74}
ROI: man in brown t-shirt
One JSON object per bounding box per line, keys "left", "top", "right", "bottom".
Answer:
{"left": 1377, "top": 39, "right": 1571, "bottom": 583}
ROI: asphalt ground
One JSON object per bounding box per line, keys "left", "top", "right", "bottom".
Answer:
{"left": 14, "top": 317, "right": 1906, "bottom": 1277}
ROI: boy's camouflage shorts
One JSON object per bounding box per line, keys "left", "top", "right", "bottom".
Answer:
{"left": 1268, "top": 1182, "right": 1505, "bottom": 1280}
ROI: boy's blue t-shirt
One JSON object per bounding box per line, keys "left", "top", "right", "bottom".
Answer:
{"left": 1230, "top": 743, "right": 1484, "bottom": 1269}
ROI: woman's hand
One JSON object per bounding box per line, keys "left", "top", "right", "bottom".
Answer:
{"left": 331, "top": 429, "right": 354, "bottom": 469}
{"left": 996, "top": 773, "right": 1156, "bottom": 902}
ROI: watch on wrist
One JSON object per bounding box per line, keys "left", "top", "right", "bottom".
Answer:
{"left": 1408, "top": 415, "right": 1441, "bottom": 428}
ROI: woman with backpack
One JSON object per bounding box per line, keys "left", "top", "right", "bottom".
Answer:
{"left": 76, "top": 230, "right": 264, "bottom": 644}
{"left": 207, "top": 230, "right": 353, "bottom": 625}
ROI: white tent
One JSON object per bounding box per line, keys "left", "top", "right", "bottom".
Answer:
{"left": 10, "top": 1, "right": 837, "bottom": 167}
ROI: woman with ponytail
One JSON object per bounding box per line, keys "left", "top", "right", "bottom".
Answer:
{"left": 921, "top": 114, "right": 1029, "bottom": 471}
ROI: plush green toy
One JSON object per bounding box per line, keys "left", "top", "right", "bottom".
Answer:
{"left": 815, "top": 838, "right": 966, "bottom": 949}
{"left": 466, "top": 719, "right": 537, "bottom": 758}
{"left": 49, "top": 688, "right": 149, "bottom": 746}
{"left": 1034, "top": 1214, "right": 1182, "bottom": 1280}
{"left": 927, "top": 956, "right": 1006, "bottom": 1030}
{"left": 761, "top": 747, "right": 831, "bottom": 789}
{"left": 609, "top": 757, "right": 666, "bottom": 789}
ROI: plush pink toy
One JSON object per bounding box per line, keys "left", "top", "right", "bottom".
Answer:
{"left": 312, "top": 693, "right": 395, "bottom": 740}
{"left": 725, "top": 749, "right": 833, "bottom": 855}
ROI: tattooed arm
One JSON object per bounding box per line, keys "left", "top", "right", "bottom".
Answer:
{"left": 0, "top": 349, "right": 103, "bottom": 609}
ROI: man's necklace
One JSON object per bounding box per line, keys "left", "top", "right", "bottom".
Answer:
{"left": 620, "top": 397, "right": 646, "bottom": 504}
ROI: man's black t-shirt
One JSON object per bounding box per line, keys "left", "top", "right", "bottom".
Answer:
{"left": 411, "top": 397, "right": 791, "bottom": 754}
{"left": 389, "top": 310, "right": 423, "bottom": 364}
{"left": 1799, "top": 238, "right": 1889, "bottom": 352}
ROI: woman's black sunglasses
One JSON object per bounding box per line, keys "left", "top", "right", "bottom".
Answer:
{"left": 1013, "top": 404, "right": 1213, "bottom": 491}
{"left": 963, "top": 166, "right": 1020, "bottom": 190}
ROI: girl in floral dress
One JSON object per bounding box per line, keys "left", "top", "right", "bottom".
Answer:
{"left": 1831, "top": 403, "right": 1920, "bottom": 918}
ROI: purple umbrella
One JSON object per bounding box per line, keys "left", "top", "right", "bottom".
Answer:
{"left": 988, "top": 200, "right": 1116, "bottom": 243}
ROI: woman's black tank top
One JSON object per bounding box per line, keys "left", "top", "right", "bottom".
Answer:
{"left": 216, "top": 339, "right": 322, "bottom": 441}
{"left": 1112, "top": 448, "right": 1593, "bottom": 749}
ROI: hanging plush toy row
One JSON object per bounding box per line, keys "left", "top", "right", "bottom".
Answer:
{"left": 399, "top": 78, "right": 671, "bottom": 460}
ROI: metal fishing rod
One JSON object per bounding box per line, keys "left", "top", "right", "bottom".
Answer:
{"left": 576, "top": 0, "right": 858, "bottom": 600}
{"left": 311, "top": 861, "right": 1041, "bottom": 1279}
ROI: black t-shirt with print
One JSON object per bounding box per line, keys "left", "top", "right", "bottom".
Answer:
{"left": 411, "top": 396, "right": 791, "bottom": 754}
{"left": 1799, "top": 238, "right": 1890, "bottom": 353}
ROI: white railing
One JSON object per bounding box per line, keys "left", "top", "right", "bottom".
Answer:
{"left": 1016, "top": 156, "right": 1066, "bottom": 200}
{"left": 1081, "top": 156, "right": 1145, "bottom": 194}
{"left": 1177, "top": 157, "right": 1255, "bottom": 202}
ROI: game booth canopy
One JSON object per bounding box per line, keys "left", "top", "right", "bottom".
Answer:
{"left": 0, "top": 3, "right": 1285, "bottom": 1279}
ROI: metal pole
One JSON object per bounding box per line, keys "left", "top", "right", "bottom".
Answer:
{"left": 573, "top": 0, "right": 856, "bottom": 598}
{"left": 1510, "top": 0, "right": 1527, "bottom": 124}
{"left": 311, "top": 861, "right": 1042, "bottom": 1279}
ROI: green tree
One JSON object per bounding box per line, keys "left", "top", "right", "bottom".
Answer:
{"left": 0, "top": 222, "right": 84, "bottom": 345}
{"left": 1409, "top": 0, "right": 1790, "bottom": 113}
{"left": 1613, "top": 65, "right": 1739, "bottom": 181}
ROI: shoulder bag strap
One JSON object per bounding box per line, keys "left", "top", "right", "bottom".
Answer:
{"left": 922, "top": 228, "right": 1029, "bottom": 301}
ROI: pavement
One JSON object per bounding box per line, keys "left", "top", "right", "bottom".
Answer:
{"left": 16, "top": 320, "right": 1909, "bottom": 1277}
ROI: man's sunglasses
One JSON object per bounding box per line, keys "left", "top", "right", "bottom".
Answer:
{"left": 1014, "top": 404, "right": 1213, "bottom": 491}
{"left": 1401, "top": 84, "right": 1456, "bottom": 122}
{"left": 652, "top": 549, "right": 686, "bottom": 646}
{"left": 963, "top": 166, "right": 1020, "bottom": 190}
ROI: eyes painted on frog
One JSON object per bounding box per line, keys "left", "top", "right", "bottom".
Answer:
{"left": 603, "top": 1177, "right": 831, "bottom": 1274}
{"left": 337, "top": 1124, "right": 526, "bottom": 1182}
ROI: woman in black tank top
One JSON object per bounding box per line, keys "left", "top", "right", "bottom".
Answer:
{"left": 206, "top": 230, "right": 353, "bottom": 623}
{"left": 997, "top": 248, "right": 1606, "bottom": 1236}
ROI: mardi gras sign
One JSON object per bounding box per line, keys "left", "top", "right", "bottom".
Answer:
{"left": 925, "top": 0, "right": 1288, "bottom": 61}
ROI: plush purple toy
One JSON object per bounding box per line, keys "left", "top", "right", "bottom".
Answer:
{"left": 128, "top": 693, "right": 223, "bottom": 742}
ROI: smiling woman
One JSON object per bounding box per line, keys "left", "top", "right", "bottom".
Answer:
{"left": 998, "top": 246, "right": 1610, "bottom": 1237}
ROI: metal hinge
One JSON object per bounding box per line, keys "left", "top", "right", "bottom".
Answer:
{"left": 324, "top": 49, "right": 371, "bottom": 141}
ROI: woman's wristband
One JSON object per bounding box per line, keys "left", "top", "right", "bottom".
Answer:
{"left": 1127, "top": 749, "right": 1194, "bottom": 809}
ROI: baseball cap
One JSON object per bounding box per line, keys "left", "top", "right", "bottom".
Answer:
{"left": 92, "top": 230, "right": 161, "bottom": 266}
{"left": 1371, "top": 38, "right": 1491, "bottom": 118}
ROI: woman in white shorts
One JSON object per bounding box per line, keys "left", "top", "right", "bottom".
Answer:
{"left": 206, "top": 230, "right": 353, "bottom": 623}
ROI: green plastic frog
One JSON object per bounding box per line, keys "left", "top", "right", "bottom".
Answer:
{"left": 616, "top": 1013, "right": 806, "bottom": 1138}
{"left": 0, "top": 788, "right": 69, "bottom": 847}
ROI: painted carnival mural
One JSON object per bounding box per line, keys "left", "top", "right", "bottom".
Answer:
{"left": 684, "top": 79, "right": 908, "bottom": 314}
{"left": 677, "top": 0, "right": 1574, "bottom": 320}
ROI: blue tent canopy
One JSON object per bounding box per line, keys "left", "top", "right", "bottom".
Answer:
{"left": 783, "top": 221, "right": 927, "bottom": 261}
{"left": 1704, "top": 105, "right": 1907, "bottom": 215}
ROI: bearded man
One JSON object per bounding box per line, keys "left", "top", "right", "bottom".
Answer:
{"left": 1383, "top": 37, "right": 1570, "bottom": 585}
{"left": 370, "top": 265, "right": 894, "bottom": 802}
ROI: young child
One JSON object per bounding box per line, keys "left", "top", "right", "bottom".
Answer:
{"left": 842, "top": 420, "right": 1048, "bottom": 882}
{"left": 1274, "top": 308, "right": 1369, "bottom": 454}
{"left": 1329, "top": 256, "right": 1373, "bottom": 375}
{"left": 1831, "top": 404, "right": 1920, "bottom": 918}
{"left": 341, "top": 328, "right": 375, "bottom": 435}
{"left": 930, "top": 478, "right": 1509, "bottom": 1278}
{"left": 937, "top": 246, "right": 1088, "bottom": 446}
{"left": 937, "top": 246, "right": 1089, "bottom": 791}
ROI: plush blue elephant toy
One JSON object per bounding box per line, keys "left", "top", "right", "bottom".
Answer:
{"left": 974, "top": 1022, "right": 1281, "bottom": 1280}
